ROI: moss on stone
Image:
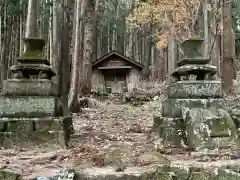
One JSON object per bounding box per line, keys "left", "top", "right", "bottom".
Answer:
{"left": 0, "top": 116, "right": 72, "bottom": 149}
{"left": 207, "top": 108, "right": 237, "bottom": 137}
{"left": 74, "top": 166, "right": 240, "bottom": 180}
{"left": 188, "top": 172, "right": 212, "bottom": 180}
{"left": 159, "top": 117, "right": 185, "bottom": 147}
{"left": 168, "top": 81, "right": 222, "bottom": 99}
{"left": 3, "top": 79, "right": 58, "bottom": 96}
{"left": 216, "top": 169, "right": 240, "bottom": 180}
{"left": 181, "top": 38, "right": 204, "bottom": 58}
{"left": 157, "top": 166, "right": 189, "bottom": 180}
{"left": 0, "top": 130, "right": 68, "bottom": 149}
{"left": 183, "top": 107, "right": 238, "bottom": 150}
{"left": 6, "top": 119, "right": 34, "bottom": 132}
{"left": 0, "top": 37, "right": 72, "bottom": 150}
{"left": 0, "top": 96, "right": 59, "bottom": 118}
{"left": 176, "top": 58, "right": 210, "bottom": 67}
{"left": 0, "top": 112, "right": 52, "bottom": 118}
{"left": 152, "top": 116, "right": 164, "bottom": 132}
{"left": 0, "top": 170, "right": 21, "bottom": 180}
{"left": 172, "top": 64, "right": 217, "bottom": 80}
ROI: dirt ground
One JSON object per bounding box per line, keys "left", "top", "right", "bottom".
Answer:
{"left": 1, "top": 101, "right": 240, "bottom": 179}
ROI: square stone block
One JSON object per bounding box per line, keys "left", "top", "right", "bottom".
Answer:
{"left": 162, "top": 99, "right": 209, "bottom": 117}
{"left": 215, "top": 169, "right": 240, "bottom": 180}
{"left": 34, "top": 116, "right": 73, "bottom": 134}
{"left": 183, "top": 108, "right": 238, "bottom": 150}
{"left": 188, "top": 172, "right": 212, "bottom": 180}
{"left": 0, "top": 170, "right": 21, "bottom": 180}
{"left": 153, "top": 117, "right": 185, "bottom": 147}
{"left": 168, "top": 81, "right": 222, "bottom": 98}
{"left": 0, "top": 116, "right": 73, "bottom": 133}
{"left": 0, "top": 96, "right": 60, "bottom": 118}
{"left": 3, "top": 79, "right": 58, "bottom": 96}
{"left": 6, "top": 119, "right": 34, "bottom": 132}
{"left": 0, "top": 116, "right": 73, "bottom": 149}
{"left": 34, "top": 118, "right": 63, "bottom": 131}
{"left": 162, "top": 98, "right": 231, "bottom": 118}
{"left": 0, "top": 131, "right": 68, "bottom": 149}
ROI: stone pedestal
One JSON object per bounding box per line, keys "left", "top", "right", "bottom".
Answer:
{"left": 3, "top": 79, "right": 58, "bottom": 96}
{"left": 154, "top": 39, "right": 240, "bottom": 150}
{"left": 0, "top": 37, "right": 72, "bottom": 148}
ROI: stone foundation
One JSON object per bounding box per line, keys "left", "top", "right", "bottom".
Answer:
{"left": 0, "top": 116, "right": 72, "bottom": 148}
{"left": 0, "top": 96, "right": 61, "bottom": 118}
{"left": 0, "top": 37, "right": 73, "bottom": 149}
{"left": 1, "top": 166, "right": 240, "bottom": 180}
{"left": 168, "top": 81, "right": 222, "bottom": 98}
{"left": 155, "top": 39, "right": 240, "bottom": 150}
{"left": 162, "top": 98, "right": 233, "bottom": 118}
{"left": 3, "top": 79, "right": 58, "bottom": 96}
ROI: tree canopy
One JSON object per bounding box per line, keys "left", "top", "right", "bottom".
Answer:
{"left": 126, "top": 0, "right": 201, "bottom": 48}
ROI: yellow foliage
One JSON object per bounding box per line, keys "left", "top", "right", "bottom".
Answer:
{"left": 127, "top": 0, "right": 201, "bottom": 48}
{"left": 157, "top": 39, "right": 168, "bottom": 48}
{"left": 156, "top": 31, "right": 169, "bottom": 48}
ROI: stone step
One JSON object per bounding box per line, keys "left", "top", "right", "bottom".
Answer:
{"left": 1, "top": 166, "right": 240, "bottom": 180}
{"left": 76, "top": 167, "right": 240, "bottom": 180}
{"left": 0, "top": 117, "right": 73, "bottom": 149}
{"left": 0, "top": 117, "right": 72, "bottom": 132}
{"left": 113, "top": 100, "right": 126, "bottom": 104}
{"left": 0, "top": 96, "right": 62, "bottom": 118}
{"left": 0, "top": 130, "right": 67, "bottom": 148}
{"left": 0, "top": 169, "right": 21, "bottom": 180}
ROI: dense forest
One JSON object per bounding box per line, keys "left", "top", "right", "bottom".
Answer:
{"left": 2, "top": 1, "right": 240, "bottom": 178}
{"left": 0, "top": 0, "right": 240, "bottom": 111}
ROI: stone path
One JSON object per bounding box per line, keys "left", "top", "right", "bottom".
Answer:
{"left": 0, "top": 102, "right": 240, "bottom": 179}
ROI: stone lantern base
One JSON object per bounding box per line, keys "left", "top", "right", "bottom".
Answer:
{"left": 0, "top": 37, "right": 73, "bottom": 149}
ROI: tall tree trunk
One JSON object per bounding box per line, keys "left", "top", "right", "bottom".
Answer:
{"left": 68, "top": 0, "right": 82, "bottom": 112}
{"left": 0, "top": 4, "right": 3, "bottom": 91}
{"left": 168, "top": 10, "right": 177, "bottom": 81}
{"left": 97, "top": 25, "right": 102, "bottom": 58}
{"left": 25, "top": 0, "right": 38, "bottom": 37}
{"left": 92, "top": 0, "right": 100, "bottom": 61}
{"left": 51, "top": 0, "right": 60, "bottom": 84}
{"left": 210, "top": 0, "right": 220, "bottom": 69}
{"left": 59, "top": 0, "right": 71, "bottom": 115}
{"left": 49, "top": 1, "right": 53, "bottom": 65}
{"left": 125, "top": 0, "right": 135, "bottom": 58}
{"left": 221, "top": 0, "right": 234, "bottom": 93}
{"left": 2, "top": 3, "right": 7, "bottom": 79}
{"left": 150, "top": 41, "right": 155, "bottom": 80}
{"left": 107, "top": 23, "right": 111, "bottom": 52}
{"left": 133, "top": 30, "right": 139, "bottom": 62}
{"left": 203, "top": 0, "right": 209, "bottom": 58}
{"left": 164, "top": 47, "right": 168, "bottom": 80}
{"left": 142, "top": 23, "right": 152, "bottom": 80}
{"left": 79, "top": 0, "right": 95, "bottom": 96}
{"left": 19, "top": 0, "right": 24, "bottom": 56}
{"left": 112, "top": 0, "right": 118, "bottom": 50}
{"left": 125, "top": 28, "right": 133, "bottom": 58}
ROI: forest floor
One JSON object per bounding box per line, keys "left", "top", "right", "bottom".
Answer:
{"left": 1, "top": 100, "right": 240, "bottom": 179}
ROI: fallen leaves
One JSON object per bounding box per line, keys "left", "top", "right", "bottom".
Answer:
{"left": 27, "top": 150, "right": 70, "bottom": 165}
{"left": 132, "top": 151, "right": 170, "bottom": 167}
{"left": 67, "top": 103, "right": 162, "bottom": 169}
{"left": 127, "top": 123, "right": 145, "bottom": 133}
{"left": 1, "top": 99, "right": 240, "bottom": 179}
